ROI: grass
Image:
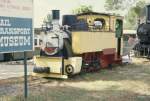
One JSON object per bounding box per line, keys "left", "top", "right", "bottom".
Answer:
{"left": 0, "top": 58, "right": 150, "bottom": 101}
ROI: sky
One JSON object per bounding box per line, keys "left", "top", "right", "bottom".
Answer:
{"left": 34, "top": 0, "right": 106, "bottom": 28}
{"left": 34, "top": 0, "right": 150, "bottom": 28}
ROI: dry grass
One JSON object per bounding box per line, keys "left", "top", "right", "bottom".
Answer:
{"left": 0, "top": 58, "right": 150, "bottom": 101}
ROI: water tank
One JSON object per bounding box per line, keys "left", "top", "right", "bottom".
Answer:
{"left": 62, "top": 15, "right": 77, "bottom": 26}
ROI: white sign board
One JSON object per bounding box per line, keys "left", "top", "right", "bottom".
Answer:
{"left": 0, "top": 0, "right": 33, "bottom": 53}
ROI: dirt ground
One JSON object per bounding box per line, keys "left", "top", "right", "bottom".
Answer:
{"left": 0, "top": 57, "right": 150, "bottom": 101}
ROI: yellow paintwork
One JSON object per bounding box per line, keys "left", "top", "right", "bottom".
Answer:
{"left": 72, "top": 31, "right": 119, "bottom": 54}
{"left": 34, "top": 56, "right": 65, "bottom": 74}
{"left": 32, "top": 73, "right": 68, "bottom": 79}
{"left": 77, "top": 14, "right": 123, "bottom": 32}
{"left": 34, "top": 57, "right": 62, "bottom": 66}
{"left": 72, "top": 13, "right": 123, "bottom": 54}
{"left": 33, "top": 56, "right": 82, "bottom": 78}
{"left": 66, "top": 57, "right": 82, "bottom": 74}
{"left": 33, "top": 13, "right": 124, "bottom": 78}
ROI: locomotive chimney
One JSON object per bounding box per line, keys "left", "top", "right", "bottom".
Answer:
{"left": 52, "top": 10, "right": 60, "bottom": 20}
{"left": 146, "top": 5, "right": 150, "bottom": 23}
{"left": 52, "top": 10, "right": 60, "bottom": 31}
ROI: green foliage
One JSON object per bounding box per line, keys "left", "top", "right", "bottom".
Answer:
{"left": 124, "top": 0, "right": 146, "bottom": 29}
{"left": 124, "top": 9, "right": 137, "bottom": 29}
{"left": 105, "top": 0, "right": 146, "bottom": 29}
{"left": 105, "top": 0, "right": 136, "bottom": 10}
{"left": 43, "top": 14, "right": 52, "bottom": 25}
{"left": 132, "top": 0, "right": 146, "bottom": 17}
{"left": 105, "top": 0, "right": 123, "bottom": 10}
{"left": 72, "top": 5, "right": 93, "bottom": 14}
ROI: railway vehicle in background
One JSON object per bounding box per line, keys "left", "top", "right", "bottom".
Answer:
{"left": 134, "top": 4, "right": 150, "bottom": 58}
{"left": 0, "top": 52, "right": 33, "bottom": 62}
{"left": 33, "top": 10, "right": 123, "bottom": 78}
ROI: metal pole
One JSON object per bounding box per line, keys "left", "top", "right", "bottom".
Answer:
{"left": 24, "top": 51, "right": 28, "bottom": 99}
{"left": 117, "top": 38, "right": 121, "bottom": 58}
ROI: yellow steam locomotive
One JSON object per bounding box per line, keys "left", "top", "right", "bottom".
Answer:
{"left": 33, "top": 10, "right": 123, "bottom": 79}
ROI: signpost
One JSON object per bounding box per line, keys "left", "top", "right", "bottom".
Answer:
{"left": 0, "top": 0, "right": 33, "bottom": 98}
{"left": 115, "top": 19, "right": 123, "bottom": 57}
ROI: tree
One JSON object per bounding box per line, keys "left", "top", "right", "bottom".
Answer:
{"left": 72, "top": 5, "right": 93, "bottom": 14}
{"left": 105, "top": 0, "right": 136, "bottom": 10}
{"left": 43, "top": 14, "right": 52, "bottom": 26}
{"left": 124, "top": 9, "right": 137, "bottom": 29}
{"left": 132, "top": 1, "right": 146, "bottom": 18}
{"left": 124, "top": 1, "right": 146, "bottom": 29}
{"left": 105, "top": 0, "right": 146, "bottom": 29}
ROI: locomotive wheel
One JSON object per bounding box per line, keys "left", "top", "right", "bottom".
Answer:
{"left": 65, "top": 64, "right": 74, "bottom": 75}
{"left": 82, "top": 61, "right": 90, "bottom": 69}
{"left": 92, "top": 60, "right": 100, "bottom": 69}
{"left": 81, "top": 61, "right": 90, "bottom": 72}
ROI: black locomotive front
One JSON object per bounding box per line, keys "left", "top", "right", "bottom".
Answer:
{"left": 134, "top": 4, "right": 150, "bottom": 58}
{"left": 137, "top": 23, "right": 150, "bottom": 44}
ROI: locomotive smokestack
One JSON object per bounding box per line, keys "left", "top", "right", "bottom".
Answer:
{"left": 52, "top": 10, "right": 60, "bottom": 30}
{"left": 52, "top": 10, "right": 60, "bottom": 20}
{"left": 146, "top": 5, "right": 150, "bottom": 23}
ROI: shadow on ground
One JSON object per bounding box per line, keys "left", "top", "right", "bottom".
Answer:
{"left": 0, "top": 58, "right": 150, "bottom": 101}
{"left": 1, "top": 86, "right": 150, "bottom": 101}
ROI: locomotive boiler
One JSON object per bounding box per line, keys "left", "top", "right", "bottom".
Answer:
{"left": 33, "top": 10, "right": 123, "bottom": 78}
{"left": 134, "top": 4, "right": 150, "bottom": 58}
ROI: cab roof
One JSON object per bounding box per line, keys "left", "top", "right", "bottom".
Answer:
{"left": 76, "top": 12, "right": 122, "bottom": 17}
